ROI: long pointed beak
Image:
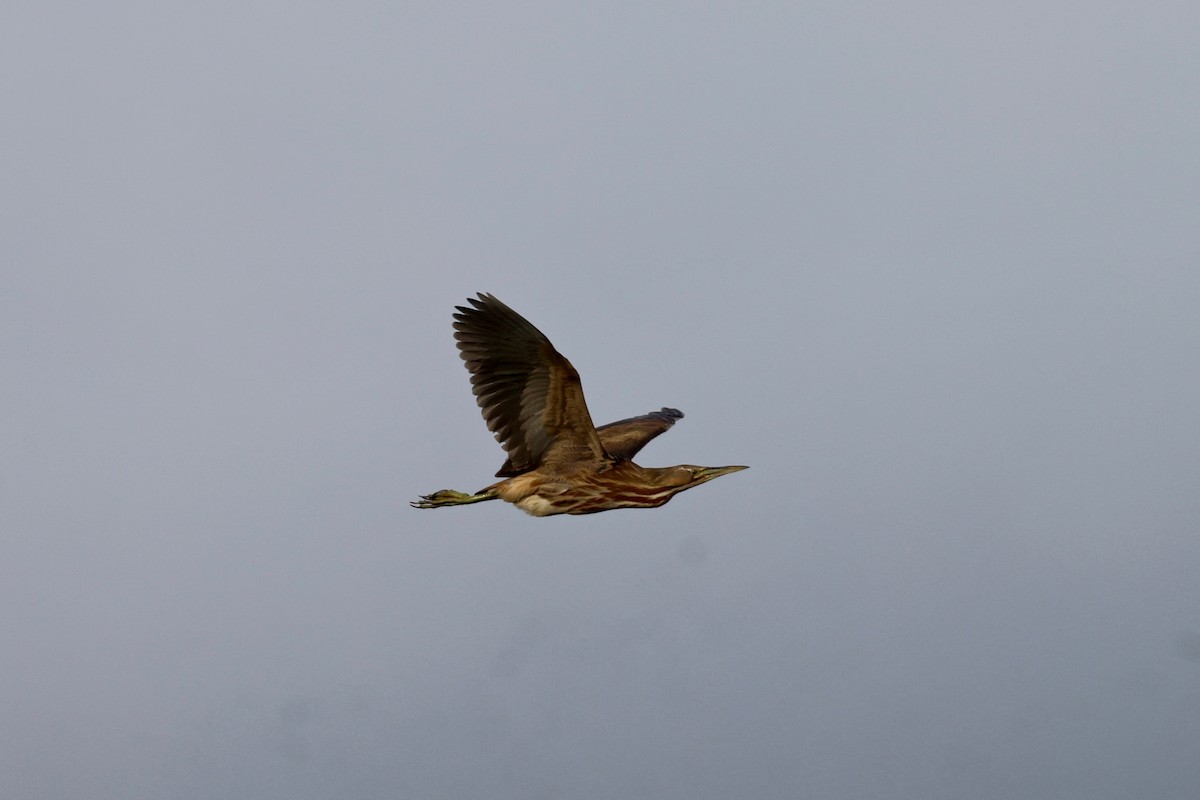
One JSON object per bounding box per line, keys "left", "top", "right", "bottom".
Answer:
{"left": 692, "top": 465, "right": 749, "bottom": 482}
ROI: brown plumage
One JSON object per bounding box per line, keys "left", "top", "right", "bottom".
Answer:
{"left": 412, "top": 293, "right": 746, "bottom": 516}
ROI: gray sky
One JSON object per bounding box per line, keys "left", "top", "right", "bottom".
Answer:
{"left": 4, "top": 2, "right": 1200, "bottom": 798}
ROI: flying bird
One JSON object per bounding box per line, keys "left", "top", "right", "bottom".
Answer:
{"left": 411, "top": 293, "right": 747, "bottom": 516}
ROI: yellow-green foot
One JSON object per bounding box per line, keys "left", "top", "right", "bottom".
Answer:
{"left": 410, "top": 489, "right": 495, "bottom": 509}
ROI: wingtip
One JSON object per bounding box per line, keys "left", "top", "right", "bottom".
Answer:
{"left": 452, "top": 293, "right": 498, "bottom": 324}
{"left": 470, "top": 292, "right": 497, "bottom": 307}
{"left": 453, "top": 291, "right": 490, "bottom": 308}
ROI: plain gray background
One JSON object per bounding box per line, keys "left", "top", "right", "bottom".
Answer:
{"left": 4, "top": 3, "right": 1199, "bottom": 798}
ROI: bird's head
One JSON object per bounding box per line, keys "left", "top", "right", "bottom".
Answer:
{"left": 659, "top": 464, "right": 749, "bottom": 490}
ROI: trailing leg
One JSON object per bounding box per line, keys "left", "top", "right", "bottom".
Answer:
{"left": 410, "top": 487, "right": 499, "bottom": 509}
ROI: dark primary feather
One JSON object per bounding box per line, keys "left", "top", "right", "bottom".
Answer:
{"left": 453, "top": 293, "right": 609, "bottom": 475}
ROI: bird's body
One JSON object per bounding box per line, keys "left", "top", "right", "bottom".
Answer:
{"left": 412, "top": 294, "right": 746, "bottom": 516}
{"left": 492, "top": 459, "right": 702, "bottom": 517}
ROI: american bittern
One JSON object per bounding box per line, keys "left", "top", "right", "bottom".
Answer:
{"left": 411, "top": 293, "right": 747, "bottom": 516}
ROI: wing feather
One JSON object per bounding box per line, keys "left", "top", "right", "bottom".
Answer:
{"left": 495, "top": 408, "right": 684, "bottom": 475}
{"left": 595, "top": 408, "right": 684, "bottom": 460}
{"left": 453, "top": 293, "right": 610, "bottom": 476}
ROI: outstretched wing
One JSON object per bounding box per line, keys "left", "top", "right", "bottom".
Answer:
{"left": 595, "top": 408, "right": 684, "bottom": 461}
{"left": 453, "top": 293, "right": 610, "bottom": 476}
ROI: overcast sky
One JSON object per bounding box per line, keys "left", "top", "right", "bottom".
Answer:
{"left": 4, "top": 2, "right": 1200, "bottom": 798}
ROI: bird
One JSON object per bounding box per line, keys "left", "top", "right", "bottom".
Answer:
{"left": 411, "top": 293, "right": 746, "bottom": 516}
